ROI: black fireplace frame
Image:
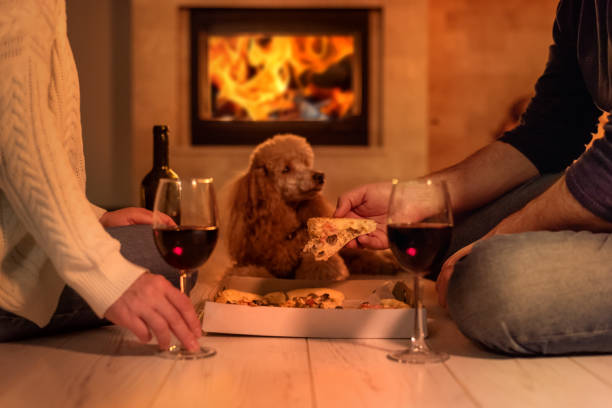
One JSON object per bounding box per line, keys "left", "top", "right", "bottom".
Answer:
{"left": 189, "top": 8, "right": 370, "bottom": 146}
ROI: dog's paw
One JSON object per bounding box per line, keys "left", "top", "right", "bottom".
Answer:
{"left": 340, "top": 248, "right": 402, "bottom": 276}
{"left": 295, "top": 254, "right": 349, "bottom": 281}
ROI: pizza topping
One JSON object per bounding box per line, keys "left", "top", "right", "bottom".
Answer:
{"left": 347, "top": 227, "right": 360, "bottom": 235}
{"left": 226, "top": 298, "right": 271, "bottom": 306}
{"left": 285, "top": 291, "right": 343, "bottom": 309}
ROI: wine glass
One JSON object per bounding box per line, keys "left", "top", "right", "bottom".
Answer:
{"left": 152, "top": 177, "right": 219, "bottom": 360}
{"left": 386, "top": 178, "right": 453, "bottom": 364}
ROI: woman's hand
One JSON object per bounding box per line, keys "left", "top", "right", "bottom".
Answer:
{"left": 104, "top": 273, "right": 202, "bottom": 352}
{"left": 100, "top": 207, "right": 153, "bottom": 227}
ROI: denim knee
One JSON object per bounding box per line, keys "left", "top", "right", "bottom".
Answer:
{"left": 448, "top": 231, "right": 612, "bottom": 356}
{"left": 446, "top": 235, "right": 542, "bottom": 355}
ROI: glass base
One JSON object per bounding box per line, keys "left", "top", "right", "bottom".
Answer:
{"left": 387, "top": 343, "right": 449, "bottom": 364}
{"left": 158, "top": 345, "right": 217, "bottom": 360}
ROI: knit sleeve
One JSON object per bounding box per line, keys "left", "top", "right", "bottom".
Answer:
{"left": 90, "top": 203, "right": 108, "bottom": 220}
{"left": 499, "top": 0, "right": 601, "bottom": 173}
{"left": 0, "top": 4, "right": 145, "bottom": 318}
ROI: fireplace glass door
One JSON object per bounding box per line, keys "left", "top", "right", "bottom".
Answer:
{"left": 190, "top": 9, "right": 370, "bottom": 145}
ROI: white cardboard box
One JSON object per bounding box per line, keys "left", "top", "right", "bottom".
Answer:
{"left": 202, "top": 276, "right": 426, "bottom": 339}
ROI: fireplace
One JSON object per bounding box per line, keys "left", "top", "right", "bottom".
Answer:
{"left": 131, "top": 0, "right": 427, "bottom": 206}
{"left": 190, "top": 8, "right": 370, "bottom": 146}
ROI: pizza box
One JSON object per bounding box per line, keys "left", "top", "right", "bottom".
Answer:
{"left": 201, "top": 276, "right": 426, "bottom": 339}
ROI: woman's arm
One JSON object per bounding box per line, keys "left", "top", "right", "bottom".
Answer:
{"left": 0, "top": 3, "right": 200, "bottom": 351}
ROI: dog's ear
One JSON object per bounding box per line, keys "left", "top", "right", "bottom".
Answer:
{"left": 227, "top": 171, "right": 259, "bottom": 260}
{"left": 230, "top": 167, "right": 279, "bottom": 220}
{"left": 227, "top": 166, "right": 293, "bottom": 263}
{"left": 230, "top": 171, "right": 253, "bottom": 221}
{"left": 248, "top": 166, "right": 281, "bottom": 215}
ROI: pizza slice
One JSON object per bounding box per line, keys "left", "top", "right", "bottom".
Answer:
{"left": 358, "top": 298, "right": 410, "bottom": 309}
{"left": 215, "top": 289, "right": 270, "bottom": 306}
{"left": 303, "top": 217, "right": 377, "bottom": 261}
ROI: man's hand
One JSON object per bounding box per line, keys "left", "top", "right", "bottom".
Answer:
{"left": 436, "top": 243, "right": 474, "bottom": 307}
{"left": 104, "top": 273, "right": 202, "bottom": 351}
{"left": 334, "top": 182, "right": 392, "bottom": 249}
{"left": 100, "top": 207, "right": 153, "bottom": 227}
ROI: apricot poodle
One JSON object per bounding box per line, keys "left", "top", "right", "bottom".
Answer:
{"left": 224, "top": 134, "right": 349, "bottom": 280}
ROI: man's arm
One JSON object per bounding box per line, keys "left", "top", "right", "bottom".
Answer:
{"left": 487, "top": 174, "right": 612, "bottom": 235}
{"left": 428, "top": 141, "right": 539, "bottom": 215}
{"left": 333, "top": 141, "right": 539, "bottom": 249}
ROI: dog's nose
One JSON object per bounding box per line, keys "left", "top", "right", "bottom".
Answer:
{"left": 313, "top": 172, "right": 325, "bottom": 185}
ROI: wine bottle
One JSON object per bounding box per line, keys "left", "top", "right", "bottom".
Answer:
{"left": 140, "top": 125, "right": 179, "bottom": 210}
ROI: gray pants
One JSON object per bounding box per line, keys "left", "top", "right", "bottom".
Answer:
{"left": 0, "top": 225, "right": 183, "bottom": 341}
{"left": 445, "top": 174, "right": 612, "bottom": 356}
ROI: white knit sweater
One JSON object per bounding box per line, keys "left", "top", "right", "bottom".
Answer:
{"left": 0, "top": 0, "right": 145, "bottom": 326}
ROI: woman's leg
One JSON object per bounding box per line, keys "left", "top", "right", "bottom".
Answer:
{"left": 0, "top": 224, "right": 181, "bottom": 341}
{"left": 447, "top": 231, "right": 612, "bottom": 355}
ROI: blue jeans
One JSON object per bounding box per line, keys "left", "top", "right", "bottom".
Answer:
{"left": 0, "top": 225, "right": 184, "bottom": 342}
{"left": 445, "top": 174, "right": 612, "bottom": 356}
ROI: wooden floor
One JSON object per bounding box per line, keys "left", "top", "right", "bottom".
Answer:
{"left": 2, "top": 280, "right": 612, "bottom": 408}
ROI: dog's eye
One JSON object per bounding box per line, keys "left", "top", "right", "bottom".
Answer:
{"left": 282, "top": 166, "right": 291, "bottom": 174}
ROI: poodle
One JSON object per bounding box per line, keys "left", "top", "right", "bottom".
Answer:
{"left": 189, "top": 133, "right": 401, "bottom": 311}
{"left": 225, "top": 133, "right": 349, "bottom": 280}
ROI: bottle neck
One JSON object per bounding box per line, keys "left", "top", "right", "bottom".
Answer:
{"left": 153, "top": 127, "right": 170, "bottom": 169}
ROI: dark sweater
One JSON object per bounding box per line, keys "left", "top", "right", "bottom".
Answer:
{"left": 499, "top": 0, "right": 612, "bottom": 222}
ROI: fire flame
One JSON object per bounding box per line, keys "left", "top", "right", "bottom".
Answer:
{"left": 207, "top": 35, "right": 355, "bottom": 121}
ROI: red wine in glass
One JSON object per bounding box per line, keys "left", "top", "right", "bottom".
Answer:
{"left": 153, "top": 226, "right": 218, "bottom": 271}
{"left": 387, "top": 223, "right": 451, "bottom": 275}
{"left": 386, "top": 178, "right": 453, "bottom": 364}
{"left": 152, "top": 177, "right": 218, "bottom": 360}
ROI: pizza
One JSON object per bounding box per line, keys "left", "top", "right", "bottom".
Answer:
{"left": 215, "top": 287, "right": 344, "bottom": 309}
{"left": 214, "top": 282, "right": 411, "bottom": 310}
{"left": 303, "top": 217, "right": 377, "bottom": 261}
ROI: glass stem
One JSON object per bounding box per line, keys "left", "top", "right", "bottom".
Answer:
{"left": 412, "top": 275, "right": 428, "bottom": 350}
{"left": 179, "top": 270, "right": 189, "bottom": 295}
